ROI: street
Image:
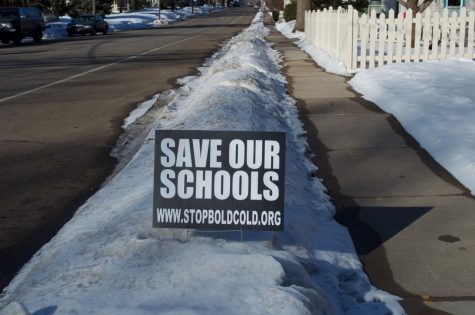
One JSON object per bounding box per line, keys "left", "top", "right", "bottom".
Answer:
{"left": 0, "top": 7, "right": 255, "bottom": 290}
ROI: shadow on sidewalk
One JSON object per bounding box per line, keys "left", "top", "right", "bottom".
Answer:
{"left": 296, "top": 95, "right": 453, "bottom": 315}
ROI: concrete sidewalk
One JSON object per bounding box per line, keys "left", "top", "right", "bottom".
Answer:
{"left": 266, "top": 26, "right": 475, "bottom": 315}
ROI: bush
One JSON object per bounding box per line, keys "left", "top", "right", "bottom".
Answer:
{"left": 283, "top": 0, "right": 296, "bottom": 22}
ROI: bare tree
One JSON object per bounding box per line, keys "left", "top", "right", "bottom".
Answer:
{"left": 294, "top": 0, "right": 312, "bottom": 31}
{"left": 398, "top": 0, "right": 434, "bottom": 47}
{"left": 397, "top": 0, "right": 434, "bottom": 16}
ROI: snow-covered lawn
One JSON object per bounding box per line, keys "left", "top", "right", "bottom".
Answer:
{"left": 349, "top": 59, "right": 475, "bottom": 195}
{"left": 277, "top": 19, "right": 475, "bottom": 197}
{"left": 0, "top": 12, "right": 403, "bottom": 315}
{"left": 44, "top": 5, "right": 222, "bottom": 40}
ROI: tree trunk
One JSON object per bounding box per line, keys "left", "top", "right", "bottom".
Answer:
{"left": 293, "top": 0, "right": 312, "bottom": 32}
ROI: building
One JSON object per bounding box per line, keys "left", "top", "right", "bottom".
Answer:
{"left": 369, "top": 0, "right": 474, "bottom": 16}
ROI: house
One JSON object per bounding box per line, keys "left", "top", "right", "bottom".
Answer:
{"left": 369, "top": 0, "right": 475, "bottom": 16}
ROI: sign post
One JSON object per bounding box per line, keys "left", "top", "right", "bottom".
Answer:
{"left": 153, "top": 130, "right": 286, "bottom": 231}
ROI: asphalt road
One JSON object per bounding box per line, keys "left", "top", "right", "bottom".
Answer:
{"left": 0, "top": 7, "right": 255, "bottom": 290}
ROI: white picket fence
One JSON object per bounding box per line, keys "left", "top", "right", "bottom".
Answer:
{"left": 304, "top": 6, "right": 475, "bottom": 71}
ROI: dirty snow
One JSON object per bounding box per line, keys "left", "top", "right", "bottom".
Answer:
{"left": 123, "top": 94, "right": 160, "bottom": 129}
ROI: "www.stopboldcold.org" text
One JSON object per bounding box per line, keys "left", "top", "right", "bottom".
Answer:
{"left": 156, "top": 208, "right": 282, "bottom": 227}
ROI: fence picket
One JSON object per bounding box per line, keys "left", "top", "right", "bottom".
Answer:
{"left": 378, "top": 14, "right": 386, "bottom": 66}
{"left": 387, "top": 10, "right": 395, "bottom": 65}
{"left": 458, "top": 8, "right": 467, "bottom": 58}
{"left": 305, "top": 11, "right": 308, "bottom": 41}
{"left": 360, "top": 14, "right": 369, "bottom": 69}
{"left": 405, "top": 9, "right": 413, "bottom": 62}
{"left": 336, "top": 7, "right": 342, "bottom": 60}
{"left": 414, "top": 13, "right": 422, "bottom": 62}
{"left": 346, "top": 6, "right": 354, "bottom": 69}
{"left": 467, "top": 11, "right": 475, "bottom": 59}
{"left": 395, "top": 12, "right": 404, "bottom": 63}
{"left": 440, "top": 9, "right": 449, "bottom": 59}
{"left": 314, "top": 11, "right": 318, "bottom": 45}
{"left": 422, "top": 11, "right": 431, "bottom": 61}
{"left": 369, "top": 10, "right": 377, "bottom": 68}
{"left": 431, "top": 12, "right": 440, "bottom": 59}
{"left": 327, "top": 7, "right": 333, "bottom": 54}
{"left": 308, "top": 11, "right": 312, "bottom": 44}
{"left": 449, "top": 11, "right": 458, "bottom": 57}
{"left": 317, "top": 10, "right": 322, "bottom": 48}
{"left": 352, "top": 9, "right": 359, "bottom": 70}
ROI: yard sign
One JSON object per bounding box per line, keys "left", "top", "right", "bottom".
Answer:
{"left": 153, "top": 130, "right": 286, "bottom": 231}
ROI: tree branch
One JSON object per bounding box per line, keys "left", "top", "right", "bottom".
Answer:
{"left": 418, "top": 0, "right": 434, "bottom": 12}
{"left": 396, "top": 0, "right": 410, "bottom": 9}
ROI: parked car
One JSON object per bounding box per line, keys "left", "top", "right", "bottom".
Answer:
{"left": 0, "top": 7, "right": 45, "bottom": 44}
{"left": 66, "top": 15, "right": 108, "bottom": 36}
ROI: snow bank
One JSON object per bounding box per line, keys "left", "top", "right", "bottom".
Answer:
{"left": 275, "top": 20, "right": 350, "bottom": 76}
{"left": 43, "top": 17, "right": 71, "bottom": 39}
{"left": 44, "top": 6, "right": 222, "bottom": 40}
{"left": 1, "top": 12, "right": 404, "bottom": 315}
{"left": 122, "top": 94, "right": 160, "bottom": 128}
{"left": 349, "top": 59, "right": 475, "bottom": 195}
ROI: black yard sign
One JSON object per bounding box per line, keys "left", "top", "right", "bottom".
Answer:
{"left": 153, "top": 130, "right": 286, "bottom": 230}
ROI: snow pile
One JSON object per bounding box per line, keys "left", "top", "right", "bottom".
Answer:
{"left": 349, "top": 59, "right": 475, "bottom": 195}
{"left": 106, "top": 11, "right": 161, "bottom": 31}
{"left": 275, "top": 20, "right": 350, "bottom": 76}
{"left": 43, "top": 17, "right": 71, "bottom": 39}
{"left": 1, "top": 12, "right": 404, "bottom": 315}
{"left": 122, "top": 94, "right": 160, "bottom": 128}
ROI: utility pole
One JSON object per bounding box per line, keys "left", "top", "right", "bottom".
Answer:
{"left": 92, "top": 0, "right": 96, "bottom": 14}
